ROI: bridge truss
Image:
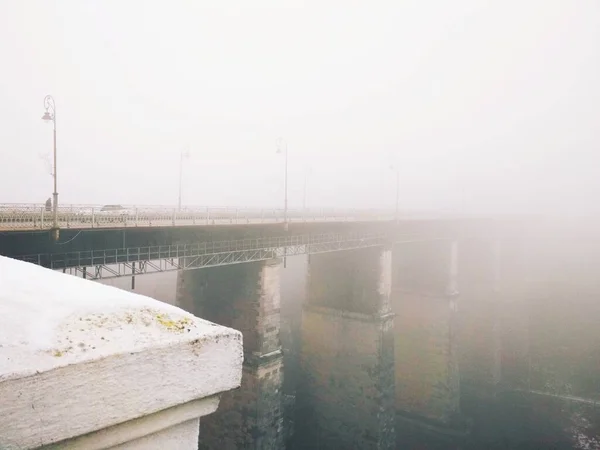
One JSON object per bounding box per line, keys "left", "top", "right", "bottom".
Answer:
{"left": 15, "top": 232, "right": 409, "bottom": 280}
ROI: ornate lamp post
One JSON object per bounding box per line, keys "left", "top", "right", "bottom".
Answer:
{"left": 277, "top": 138, "right": 289, "bottom": 268}
{"left": 276, "top": 138, "right": 288, "bottom": 230}
{"left": 390, "top": 164, "right": 400, "bottom": 222}
{"left": 303, "top": 165, "right": 311, "bottom": 211}
{"left": 42, "top": 95, "right": 59, "bottom": 240}
{"left": 178, "top": 147, "right": 190, "bottom": 211}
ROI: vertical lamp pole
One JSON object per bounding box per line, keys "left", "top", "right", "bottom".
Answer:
{"left": 303, "top": 165, "right": 311, "bottom": 212}
{"left": 276, "top": 138, "right": 288, "bottom": 230}
{"left": 178, "top": 147, "right": 190, "bottom": 211}
{"left": 42, "top": 95, "right": 59, "bottom": 241}
{"left": 390, "top": 164, "right": 400, "bottom": 222}
{"left": 277, "top": 138, "right": 288, "bottom": 268}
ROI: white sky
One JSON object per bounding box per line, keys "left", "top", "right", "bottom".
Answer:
{"left": 0, "top": 0, "right": 599, "bottom": 214}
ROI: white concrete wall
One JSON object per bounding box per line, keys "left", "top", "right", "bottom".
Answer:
{"left": 0, "top": 256, "right": 243, "bottom": 450}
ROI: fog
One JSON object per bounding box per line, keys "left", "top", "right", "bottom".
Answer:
{"left": 3, "top": 4, "right": 600, "bottom": 447}
{"left": 0, "top": 1, "right": 599, "bottom": 214}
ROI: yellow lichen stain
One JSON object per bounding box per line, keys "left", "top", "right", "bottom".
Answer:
{"left": 73, "top": 309, "right": 195, "bottom": 336}
{"left": 155, "top": 313, "right": 193, "bottom": 332}
{"left": 51, "top": 345, "right": 73, "bottom": 357}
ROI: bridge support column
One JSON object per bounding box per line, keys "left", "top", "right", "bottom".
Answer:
{"left": 458, "top": 237, "right": 532, "bottom": 397}
{"left": 496, "top": 240, "right": 532, "bottom": 391}
{"left": 297, "top": 246, "right": 395, "bottom": 450}
{"left": 392, "top": 240, "right": 463, "bottom": 437}
{"left": 457, "top": 239, "right": 503, "bottom": 397}
{"left": 177, "top": 259, "right": 284, "bottom": 450}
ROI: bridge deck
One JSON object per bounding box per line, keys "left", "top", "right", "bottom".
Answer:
{"left": 0, "top": 204, "right": 395, "bottom": 231}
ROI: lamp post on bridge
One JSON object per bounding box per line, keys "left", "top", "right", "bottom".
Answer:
{"left": 303, "top": 165, "right": 311, "bottom": 212}
{"left": 277, "top": 138, "right": 288, "bottom": 268}
{"left": 178, "top": 147, "right": 190, "bottom": 211}
{"left": 389, "top": 163, "right": 400, "bottom": 222}
{"left": 276, "top": 138, "right": 288, "bottom": 231}
{"left": 42, "top": 95, "right": 59, "bottom": 241}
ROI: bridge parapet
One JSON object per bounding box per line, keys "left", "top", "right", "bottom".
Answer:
{"left": 0, "top": 203, "right": 395, "bottom": 231}
{"left": 0, "top": 256, "right": 243, "bottom": 449}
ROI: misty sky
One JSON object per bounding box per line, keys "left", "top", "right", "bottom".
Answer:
{"left": 0, "top": 1, "right": 599, "bottom": 214}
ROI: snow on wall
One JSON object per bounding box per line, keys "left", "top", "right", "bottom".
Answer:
{"left": 0, "top": 256, "right": 244, "bottom": 449}
{"left": 0, "top": 255, "right": 240, "bottom": 379}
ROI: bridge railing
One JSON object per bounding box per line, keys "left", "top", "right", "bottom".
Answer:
{"left": 16, "top": 232, "right": 388, "bottom": 271}
{"left": 0, "top": 203, "right": 394, "bottom": 230}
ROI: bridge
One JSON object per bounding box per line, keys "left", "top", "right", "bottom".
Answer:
{"left": 0, "top": 201, "right": 475, "bottom": 280}
{"left": 2, "top": 204, "right": 595, "bottom": 448}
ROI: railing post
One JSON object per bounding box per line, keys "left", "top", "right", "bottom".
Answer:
{"left": 172, "top": 209, "right": 176, "bottom": 226}
{"left": 135, "top": 208, "right": 139, "bottom": 226}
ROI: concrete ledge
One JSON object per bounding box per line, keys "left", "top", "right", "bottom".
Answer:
{"left": 44, "top": 396, "right": 220, "bottom": 449}
{"left": 0, "top": 256, "right": 243, "bottom": 450}
{"left": 246, "top": 348, "right": 283, "bottom": 367}
{"left": 396, "top": 411, "right": 471, "bottom": 441}
{"left": 393, "top": 288, "right": 459, "bottom": 300}
{"left": 303, "top": 304, "right": 395, "bottom": 323}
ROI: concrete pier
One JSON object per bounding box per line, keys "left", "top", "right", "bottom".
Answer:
{"left": 297, "top": 246, "right": 395, "bottom": 450}
{"left": 392, "top": 240, "right": 461, "bottom": 430}
{"left": 177, "top": 259, "right": 284, "bottom": 449}
{"left": 458, "top": 239, "right": 503, "bottom": 395}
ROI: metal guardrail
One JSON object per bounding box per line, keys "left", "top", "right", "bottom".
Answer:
{"left": 0, "top": 204, "right": 395, "bottom": 231}
{"left": 13, "top": 233, "right": 448, "bottom": 280}
{"left": 15, "top": 232, "right": 391, "bottom": 279}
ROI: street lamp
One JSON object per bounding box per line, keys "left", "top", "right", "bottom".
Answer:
{"left": 303, "top": 165, "right": 311, "bottom": 212}
{"left": 178, "top": 147, "right": 190, "bottom": 211}
{"left": 276, "top": 138, "right": 288, "bottom": 230}
{"left": 389, "top": 163, "right": 400, "bottom": 222}
{"left": 42, "top": 95, "right": 59, "bottom": 240}
{"left": 277, "top": 138, "right": 289, "bottom": 269}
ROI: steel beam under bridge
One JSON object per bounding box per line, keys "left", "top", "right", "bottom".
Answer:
{"left": 13, "top": 232, "right": 451, "bottom": 281}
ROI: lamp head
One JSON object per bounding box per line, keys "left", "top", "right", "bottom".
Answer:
{"left": 276, "top": 137, "right": 286, "bottom": 154}
{"left": 42, "top": 111, "right": 53, "bottom": 122}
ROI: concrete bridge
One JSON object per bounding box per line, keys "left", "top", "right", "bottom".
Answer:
{"left": 2, "top": 211, "right": 598, "bottom": 448}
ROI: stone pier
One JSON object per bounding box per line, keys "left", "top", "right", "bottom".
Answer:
{"left": 392, "top": 239, "right": 462, "bottom": 433}
{"left": 297, "top": 246, "right": 395, "bottom": 450}
{"left": 177, "top": 259, "right": 284, "bottom": 450}
{"left": 457, "top": 239, "right": 503, "bottom": 396}
{"left": 457, "top": 237, "right": 531, "bottom": 395}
